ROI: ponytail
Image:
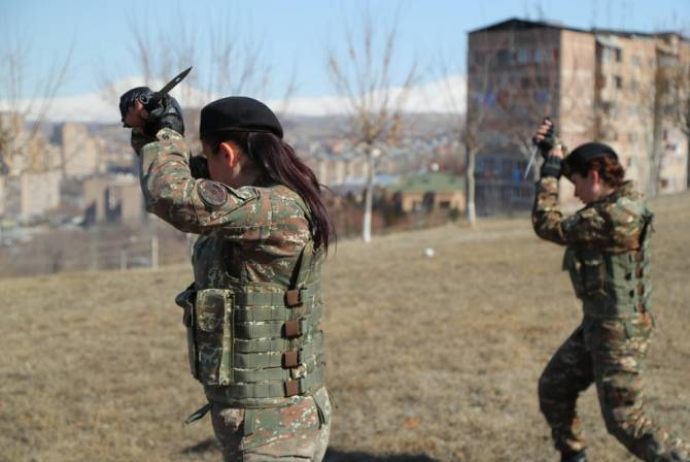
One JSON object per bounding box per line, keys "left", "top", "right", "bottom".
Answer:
{"left": 204, "top": 130, "right": 335, "bottom": 251}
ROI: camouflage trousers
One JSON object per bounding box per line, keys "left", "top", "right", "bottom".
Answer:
{"left": 210, "top": 387, "right": 331, "bottom": 462}
{"left": 538, "top": 313, "right": 689, "bottom": 461}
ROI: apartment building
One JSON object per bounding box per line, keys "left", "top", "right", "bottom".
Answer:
{"left": 51, "top": 123, "right": 103, "bottom": 178}
{"left": 467, "top": 18, "right": 689, "bottom": 214}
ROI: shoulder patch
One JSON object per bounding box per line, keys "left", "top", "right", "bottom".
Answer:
{"left": 198, "top": 180, "right": 228, "bottom": 207}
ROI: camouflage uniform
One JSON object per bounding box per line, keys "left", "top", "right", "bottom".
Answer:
{"left": 137, "top": 128, "right": 331, "bottom": 462}
{"left": 533, "top": 176, "right": 689, "bottom": 461}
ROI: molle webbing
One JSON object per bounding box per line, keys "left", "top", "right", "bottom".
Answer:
{"left": 234, "top": 312, "right": 322, "bottom": 339}
{"left": 233, "top": 281, "right": 320, "bottom": 322}
{"left": 233, "top": 332, "right": 324, "bottom": 368}
{"left": 201, "top": 239, "right": 325, "bottom": 404}
{"left": 205, "top": 366, "right": 325, "bottom": 401}
{"left": 581, "top": 214, "right": 653, "bottom": 319}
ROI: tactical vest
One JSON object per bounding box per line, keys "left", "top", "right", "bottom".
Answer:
{"left": 176, "top": 240, "right": 325, "bottom": 409}
{"left": 563, "top": 212, "right": 653, "bottom": 319}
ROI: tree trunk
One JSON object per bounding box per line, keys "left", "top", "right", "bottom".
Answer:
{"left": 362, "top": 147, "right": 375, "bottom": 243}
{"left": 466, "top": 147, "right": 477, "bottom": 228}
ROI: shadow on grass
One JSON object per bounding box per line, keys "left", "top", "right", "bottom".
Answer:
{"left": 181, "top": 438, "right": 218, "bottom": 454}
{"left": 325, "top": 449, "right": 440, "bottom": 462}
{"left": 180, "top": 440, "right": 441, "bottom": 462}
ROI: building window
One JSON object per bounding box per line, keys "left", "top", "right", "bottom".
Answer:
{"left": 497, "top": 50, "right": 511, "bottom": 66}
{"left": 474, "top": 51, "right": 485, "bottom": 65}
{"left": 501, "top": 159, "right": 513, "bottom": 175}
{"left": 517, "top": 49, "right": 531, "bottom": 64}
{"left": 534, "top": 49, "right": 544, "bottom": 63}
{"left": 536, "top": 76, "right": 550, "bottom": 87}
{"left": 615, "top": 49, "right": 623, "bottom": 62}
{"left": 615, "top": 76, "right": 623, "bottom": 89}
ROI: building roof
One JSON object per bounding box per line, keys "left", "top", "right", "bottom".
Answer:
{"left": 469, "top": 17, "right": 689, "bottom": 42}
{"left": 396, "top": 172, "right": 465, "bottom": 194}
{"left": 468, "top": 17, "right": 586, "bottom": 35}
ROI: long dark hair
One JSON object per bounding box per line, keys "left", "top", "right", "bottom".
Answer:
{"left": 564, "top": 156, "right": 626, "bottom": 188}
{"left": 203, "top": 130, "right": 335, "bottom": 251}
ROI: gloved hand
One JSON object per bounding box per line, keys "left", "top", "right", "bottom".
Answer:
{"left": 533, "top": 118, "right": 556, "bottom": 156}
{"left": 119, "top": 86, "right": 185, "bottom": 136}
{"left": 143, "top": 93, "right": 185, "bottom": 136}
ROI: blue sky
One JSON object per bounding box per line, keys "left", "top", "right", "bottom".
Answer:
{"left": 3, "top": 0, "right": 689, "bottom": 101}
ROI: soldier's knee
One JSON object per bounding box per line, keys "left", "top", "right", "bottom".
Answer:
{"left": 601, "top": 408, "right": 635, "bottom": 444}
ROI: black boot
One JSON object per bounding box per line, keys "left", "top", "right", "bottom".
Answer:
{"left": 561, "top": 451, "right": 587, "bottom": 462}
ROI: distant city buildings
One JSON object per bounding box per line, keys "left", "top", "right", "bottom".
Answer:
{"left": 0, "top": 112, "right": 133, "bottom": 224}
{"left": 467, "top": 18, "right": 690, "bottom": 214}
{"left": 51, "top": 123, "right": 103, "bottom": 178}
{"left": 82, "top": 176, "right": 143, "bottom": 226}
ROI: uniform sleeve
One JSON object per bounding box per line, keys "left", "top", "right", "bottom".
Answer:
{"left": 138, "top": 128, "right": 263, "bottom": 235}
{"left": 531, "top": 177, "right": 642, "bottom": 249}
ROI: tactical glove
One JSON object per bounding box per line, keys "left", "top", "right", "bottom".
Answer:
{"left": 535, "top": 119, "right": 557, "bottom": 156}
{"left": 540, "top": 154, "right": 563, "bottom": 179}
{"left": 120, "top": 86, "right": 186, "bottom": 136}
{"left": 143, "top": 93, "right": 185, "bottom": 137}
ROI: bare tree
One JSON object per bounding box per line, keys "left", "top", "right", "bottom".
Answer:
{"left": 655, "top": 36, "right": 690, "bottom": 191}
{"left": 0, "top": 23, "right": 73, "bottom": 175}
{"left": 435, "top": 52, "right": 491, "bottom": 228}
{"left": 100, "top": 7, "right": 296, "bottom": 148}
{"left": 326, "top": 5, "right": 417, "bottom": 242}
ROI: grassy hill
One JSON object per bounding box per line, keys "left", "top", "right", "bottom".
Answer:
{"left": 1, "top": 192, "right": 689, "bottom": 462}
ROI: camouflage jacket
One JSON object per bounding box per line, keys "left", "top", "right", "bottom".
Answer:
{"left": 532, "top": 177, "right": 647, "bottom": 253}
{"left": 138, "top": 128, "right": 319, "bottom": 289}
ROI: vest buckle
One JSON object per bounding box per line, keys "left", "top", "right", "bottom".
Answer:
{"left": 282, "top": 351, "right": 301, "bottom": 368}
{"left": 285, "top": 289, "right": 304, "bottom": 308}
{"left": 284, "top": 320, "right": 303, "bottom": 338}
{"left": 284, "top": 379, "right": 302, "bottom": 397}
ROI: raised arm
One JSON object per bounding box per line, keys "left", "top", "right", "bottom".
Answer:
{"left": 138, "top": 128, "right": 262, "bottom": 235}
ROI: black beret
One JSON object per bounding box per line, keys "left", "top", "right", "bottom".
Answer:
{"left": 565, "top": 142, "right": 618, "bottom": 171}
{"left": 199, "top": 96, "right": 283, "bottom": 139}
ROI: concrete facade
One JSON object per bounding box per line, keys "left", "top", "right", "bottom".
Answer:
{"left": 82, "top": 176, "right": 143, "bottom": 226}
{"left": 19, "top": 171, "right": 61, "bottom": 219}
{"left": 52, "top": 123, "right": 102, "bottom": 179}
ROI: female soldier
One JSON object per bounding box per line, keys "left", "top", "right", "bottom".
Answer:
{"left": 122, "top": 93, "right": 333, "bottom": 462}
{"left": 531, "top": 120, "right": 689, "bottom": 462}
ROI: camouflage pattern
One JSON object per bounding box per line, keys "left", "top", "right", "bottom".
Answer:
{"left": 533, "top": 177, "right": 690, "bottom": 461}
{"left": 137, "top": 128, "right": 329, "bottom": 459}
{"left": 533, "top": 178, "right": 647, "bottom": 251}
{"left": 211, "top": 387, "right": 331, "bottom": 462}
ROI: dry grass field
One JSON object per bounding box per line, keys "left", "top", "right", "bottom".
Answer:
{"left": 1, "top": 192, "right": 689, "bottom": 462}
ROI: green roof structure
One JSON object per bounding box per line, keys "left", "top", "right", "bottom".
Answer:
{"left": 395, "top": 172, "right": 465, "bottom": 194}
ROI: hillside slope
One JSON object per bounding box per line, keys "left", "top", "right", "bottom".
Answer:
{"left": 1, "top": 192, "right": 689, "bottom": 462}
